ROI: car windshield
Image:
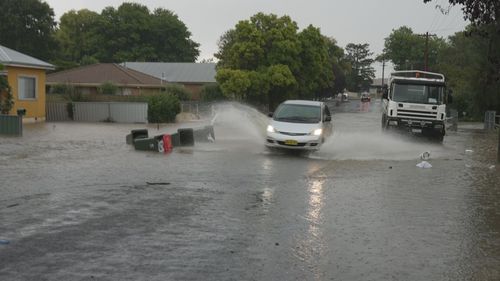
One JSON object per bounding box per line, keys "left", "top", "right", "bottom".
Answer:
{"left": 273, "top": 103, "right": 321, "bottom": 123}
{"left": 392, "top": 83, "right": 444, "bottom": 104}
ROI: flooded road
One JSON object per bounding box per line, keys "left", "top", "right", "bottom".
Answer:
{"left": 0, "top": 101, "right": 499, "bottom": 280}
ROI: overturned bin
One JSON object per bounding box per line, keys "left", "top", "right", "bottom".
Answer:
{"left": 134, "top": 137, "right": 161, "bottom": 152}
{"left": 126, "top": 129, "right": 148, "bottom": 145}
{"left": 127, "top": 125, "right": 215, "bottom": 152}
{"left": 178, "top": 128, "right": 194, "bottom": 146}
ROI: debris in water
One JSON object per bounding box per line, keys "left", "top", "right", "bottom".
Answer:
{"left": 6, "top": 203, "right": 19, "bottom": 208}
{"left": 420, "top": 151, "right": 431, "bottom": 160}
{"left": 416, "top": 161, "right": 432, "bottom": 169}
{"left": 465, "top": 149, "right": 474, "bottom": 153}
{"left": 489, "top": 165, "right": 496, "bottom": 170}
{"left": 146, "top": 182, "right": 171, "bottom": 186}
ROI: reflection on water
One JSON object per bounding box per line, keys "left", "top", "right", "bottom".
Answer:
{"left": 307, "top": 179, "right": 324, "bottom": 238}
{"left": 292, "top": 163, "right": 327, "bottom": 280}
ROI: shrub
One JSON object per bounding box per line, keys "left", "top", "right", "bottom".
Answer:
{"left": 164, "top": 84, "right": 191, "bottom": 101}
{"left": 98, "top": 82, "right": 118, "bottom": 95}
{"left": 0, "top": 65, "right": 13, "bottom": 114}
{"left": 201, "top": 84, "right": 226, "bottom": 102}
{"left": 148, "top": 93, "right": 180, "bottom": 123}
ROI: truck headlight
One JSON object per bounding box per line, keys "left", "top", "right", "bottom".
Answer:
{"left": 267, "top": 125, "right": 275, "bottom": 133}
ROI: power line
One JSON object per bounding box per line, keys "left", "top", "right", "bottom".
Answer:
{"left": 416, "top": 32, "right": 437, "bottom": 71}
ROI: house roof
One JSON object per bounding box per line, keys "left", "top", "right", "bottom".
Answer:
{"left": 0, "top": 44, "right": 54, "bottom": 70}
{"left": 46, "top": 63, "right": 163, "bottom": 87}
{"left": 122, "top": 62, "right": 216, "bottom": 83}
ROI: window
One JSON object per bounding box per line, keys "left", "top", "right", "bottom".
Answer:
{"left": 273, "top": 104, "right": 321, "bottom": 124}
{"left": 392, "top": 83, "right": 444, "bottom": 105}
{"left": 18, "top": 76, "right": 37, "bottom": 100}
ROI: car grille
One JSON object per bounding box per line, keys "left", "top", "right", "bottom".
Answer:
{"left": 277, "top": 131, "right": 308, "bottom": 136}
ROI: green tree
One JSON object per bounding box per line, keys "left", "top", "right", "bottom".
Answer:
{"left": 54, "top": 9, "right": 100, "bottom": 64}
{"left": 216, "top": 13, "right": 301, "bottom": 109}
{"left": 296, "top": 25, "right": 333, "bottom": 100}
{"left": 216, "top": 13, "right": 341, "bottom": 108}
{"left": 201, "top": 84, "right": 226, "bottom": 102}
{"left": 424, "top": 1, "right": 500, "bottom": 117}
{"left": 0, "top": 64, "right": 14, "bottom": 114}
{"left": 344, "top": 43, "right": 375, "bottom": 92}
{"left": 383, "top": 26, "right": 447, "bottom": 71}
{"left": 0, "top": 0, "right": 56, "bottom": 60}
{"left": 92, "top": 3, "right": 199, "bottom": 62}
{"left": 438, "top": 25, "right": 500, "bottom": 117}
{"left": 322, "top": 37, "right": 348, "bottom": 98}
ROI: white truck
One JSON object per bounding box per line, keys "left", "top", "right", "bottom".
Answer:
{"left": 381, "top": 71, "right": 451, "bottom": 142}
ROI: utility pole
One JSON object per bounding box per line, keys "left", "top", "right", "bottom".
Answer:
{"left": 381, "top": 54, "right": 386, "bottom": 87}
{"left": 417, "top": 32, "right": 436, "bottom": 71}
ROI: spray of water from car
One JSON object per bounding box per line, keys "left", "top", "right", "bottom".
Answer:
{"left": 312, "top": 131, "right": 445, "bottom": 161}
{"left": 206, "top": 101, "right": 447, "bottom": 160}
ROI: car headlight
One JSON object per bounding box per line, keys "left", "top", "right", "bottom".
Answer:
{"left": 312, "top": 128, "right": 322, "bottom": 136}
{"left": 267, "top": 125, "right": 275, "bottom": 133}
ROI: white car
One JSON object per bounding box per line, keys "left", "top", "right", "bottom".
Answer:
{"left": 266, "top": 100, "right": 333, "bottom": 150}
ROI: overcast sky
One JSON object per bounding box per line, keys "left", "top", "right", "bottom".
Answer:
{"left": 44, "top": 0, "right": 468, "bottom": 77}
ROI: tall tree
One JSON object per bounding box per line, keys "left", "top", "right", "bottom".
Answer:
{"left": 0, "top": 0, "right": 56, "bottom": 60}
{"left": 438, "top": 25, "right": 500, "bottom": 117}
{"left": 54, "top": 9, "right": 100, "bottom": 64}
{"left": 296, "top": 25, "right": 333, "bottom": 100}
{"left": 91, "top": 3, "right": 199, "bottom": 62}
{"left": 344, "top": 43, "right": 375, "bottom": 92}
{"left": 325, "top": 37, "right": 348, "bottom": 97}
{"left": 383, "top": 26, "right": 447, "bottom": 71}
{"left": 215, "top": 13, "right": 301, "bottom": 108}
{"left": 424, "top": 0, "right": 500, "bottom": 117}
{"left": 216, "top": 13, "right": 342, "bottom": 108}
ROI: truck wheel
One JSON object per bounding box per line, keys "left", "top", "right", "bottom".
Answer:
{"left": 435, "top": 128, "right": 445, "bottom": 143}
{"left": 381, "top": 114, "right": 388, "bottom": 131}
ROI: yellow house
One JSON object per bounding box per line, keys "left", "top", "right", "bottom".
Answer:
{"left": 0, "top": 44, "right": 54, "bottom": 122}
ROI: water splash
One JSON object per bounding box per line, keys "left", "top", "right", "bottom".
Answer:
{"left": 311, "top": 131, "right": 446, "bottom": 161}
{"left": 211, "top": 102, "right": 268, "bottom": 143}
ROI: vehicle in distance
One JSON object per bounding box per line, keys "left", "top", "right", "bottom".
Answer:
{"left": 381, "top": 70, "right": 452, "bottom": 142}
{"left": 266, "top": 100, "right": 333, "bottom": 150}
{"left": 361, "top": 93, "right": 371, "bottom": 102}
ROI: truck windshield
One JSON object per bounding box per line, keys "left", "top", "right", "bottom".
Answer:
{"left": 273, "top": 104, "right": 321, "bottom": 123}
{"left": 392, "top": 83, "right": 444, "bottom": 105}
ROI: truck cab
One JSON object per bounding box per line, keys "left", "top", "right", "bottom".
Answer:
{"left": 382, "top": 71, "right": 450, "bottom": 142}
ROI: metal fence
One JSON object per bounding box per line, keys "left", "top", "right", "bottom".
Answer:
{"left": 180, "top": 101, "right": 215, "bottom": 119}
{"left": 0, "top": 115, "right": 22, "bottom": 136}
{"left": 46, "top": 102, "right": 148, "bottom": 123}
{"left": 484, "top": 110, "right": 497, "bottom": 130}
{"left": 46, "top": 102, "right": 72, "bottom": 122}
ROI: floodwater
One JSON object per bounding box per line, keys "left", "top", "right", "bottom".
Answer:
{"left": 0, "top": 101, "right": 499, "bottom": 280}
